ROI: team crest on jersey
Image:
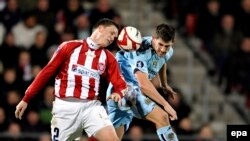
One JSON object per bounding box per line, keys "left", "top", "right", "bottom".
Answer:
{"left": 136, "top": 61, "right": 144, "bottom": 68}
{"left": 97, "top": 63, "right": 105, "bottom": 73}
{"left": 153, "top": 61, "right": 157, "bottom": 67}
{"left": 72, "top": 64, "right": 78, "bottom": 72}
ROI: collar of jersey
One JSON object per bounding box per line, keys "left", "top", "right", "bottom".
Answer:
{"left": 87, "top": 37, "right": 100, "bottom": 50}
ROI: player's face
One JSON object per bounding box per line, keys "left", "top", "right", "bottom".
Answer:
{"left": 99, "top": 25, "right": 118, "bottom": 47}
{"left": 153, "top": 38, "right": 173, "bottom": 57}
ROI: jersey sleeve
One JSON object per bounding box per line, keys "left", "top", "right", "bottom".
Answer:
{"left": 22, "top": 42, "right": 69, "bottom": 103}
{"left": 105, "top": 51, "right": 127, "bottom": 97}
{"left": 130, "top": 51, "right": 149, "bottom": 74}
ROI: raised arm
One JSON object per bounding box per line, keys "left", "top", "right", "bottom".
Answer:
{"left": 135, "top": 71, "right": 177, "bottom": 120}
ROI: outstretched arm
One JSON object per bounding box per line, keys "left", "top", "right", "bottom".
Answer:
{"left": 135, "top": 71, "right": 177, "bottom": 120}
{"left": 15, "top": 42, "right": 69, "bottom": 120}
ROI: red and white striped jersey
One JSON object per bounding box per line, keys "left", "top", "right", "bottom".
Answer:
{"left": 23, "top": 39, "right": 127, "bottom": 103}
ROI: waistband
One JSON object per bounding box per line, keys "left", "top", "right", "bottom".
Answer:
{"left": 55, "top": 97, "right": 98, "bottom": 103}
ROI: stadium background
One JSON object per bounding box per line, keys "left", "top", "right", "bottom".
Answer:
{"left": 0, "top": 0, "right": 250, "bottom": 140}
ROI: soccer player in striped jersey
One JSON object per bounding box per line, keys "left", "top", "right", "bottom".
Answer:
{"left": 107, "top": 24, "right": 179, "bottom": 141}
{"left": 15, "top": 18, "right": 127, "bottom": 141}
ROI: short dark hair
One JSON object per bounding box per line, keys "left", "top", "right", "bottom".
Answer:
{"left": 92, "top": 18, "right": 119, "bottom": 31}
{"left": 154, "top": 24, "right": 175, "bottom": 42}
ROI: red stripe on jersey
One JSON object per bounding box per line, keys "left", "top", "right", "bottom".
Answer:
{"left": 59, "top": 60, "right": 69, "bottom": 98}
{"left": 73, "top": 75, "right": 81, "bottom": 98}
{"left": 88, "top": 49, "right": 101, "bottom": 99}
{"left": 73, "top": 44, "right": 87, "bottom": 98}
{"left": 88, "top": 77, "right": 96, "bottom": 99}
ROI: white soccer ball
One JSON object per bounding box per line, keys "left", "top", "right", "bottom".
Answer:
{"left": 117, "top": 26, "right": 142, "bottom": 51}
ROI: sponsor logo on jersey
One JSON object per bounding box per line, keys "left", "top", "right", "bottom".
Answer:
{"left": 71, "top": 64, "right": 99, "bottom": 80}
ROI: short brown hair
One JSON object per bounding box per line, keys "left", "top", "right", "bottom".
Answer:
{"left": 92, "top": 18, "right": 119, "bottom": 31}
{"left": 154, "top": 24, "right": 175, "bottom": 42}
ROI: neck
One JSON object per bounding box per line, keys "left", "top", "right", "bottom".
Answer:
{"left": 87, "top": 37, "right": 100, "bottom": 50}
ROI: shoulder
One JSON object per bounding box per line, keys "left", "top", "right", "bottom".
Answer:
{"left": 61, "top": 40, "right": 83, "bottom": 48}
{"left": 59, "top": 40, "right": 83, "bottom": 51}
{"left": 103, "top": 49, "right": 116, "bottom": 61}
{"left": 142, "top": 36, "right": 152, "bottom": 45}
{"left": 168, "top": 47, "right": 174, "bottom": 55}
{"left": 137, "top": 36, "right": 152, "bottom": 53}
{"left": 52, "top": 40, "right": 84, "bottom": 57}
{"left": 165, "top": 47, "right": 174, "bottom": 60}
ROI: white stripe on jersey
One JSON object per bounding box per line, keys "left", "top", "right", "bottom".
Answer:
{"left": 66, "top": 46, "right": 82, "bottom": 97}
{"left": 54, "top": 79, "right": 61, "bottom": 97}
{"left": 80, "top": 49, "right": 94, "bottom": 99}
{"left": 95, "top": 50, "right": 107, "bottom": 96}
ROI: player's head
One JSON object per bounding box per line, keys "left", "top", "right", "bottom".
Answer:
{"left": 91, "top": 18, "right": 119, "bottom": 47}
{"left": 152, "top": 24, "right": 175, "bottom": 57}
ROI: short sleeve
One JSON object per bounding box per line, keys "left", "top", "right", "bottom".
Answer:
{"left": 129, "top": 51, "right": 149, "bottom": 74}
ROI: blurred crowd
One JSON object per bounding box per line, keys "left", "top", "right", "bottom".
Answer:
{"left": 156, "top": 0, "right": 250, "bottom": 111}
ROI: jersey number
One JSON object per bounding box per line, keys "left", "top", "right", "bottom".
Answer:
{"left": 53, "top": 127, "right": 59, "bottom": 141}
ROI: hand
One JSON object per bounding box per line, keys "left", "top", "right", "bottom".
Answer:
{"left": 106, "top": 93, "right": 122, "bottom": 106}
{"left": 15, "top": 100, "right": 28, "bottom": 120}
{"left": 163, "top": 103, "right": 178, "bottom": 121}
{"left": 162, "top": 84, "right": 177, "bottom": 100}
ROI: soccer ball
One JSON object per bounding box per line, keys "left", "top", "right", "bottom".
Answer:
{"left": 117, "top": 26, "right": 142, "bottom": 51}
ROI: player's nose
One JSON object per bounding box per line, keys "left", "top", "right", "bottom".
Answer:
{"left": 160, "top": 48, "right": 167, "bottom": 54}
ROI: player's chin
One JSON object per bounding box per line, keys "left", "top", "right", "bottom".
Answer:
{"left": 102, "top": 43, "right": 109, "bottom": 48}
{"left": 157, "top": 53, "right": 165, "bottom": 57}
{"left": 105, "top": 42, "right": 112, "bottom": 47}
{"left": 158, "top": 52, "right": 167, "bottom": 57}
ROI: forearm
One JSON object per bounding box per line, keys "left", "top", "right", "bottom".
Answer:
{"left": 140, "top": 80, "right": 169, "bottom": 107}
{"left": 151, "top": 74, "right": 162, "bottom": 88}
{"left": 159, "top": 64, "right": 167, "bottom": 87}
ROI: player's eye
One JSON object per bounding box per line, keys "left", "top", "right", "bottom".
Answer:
{"left": 110, "top": 32, "right": 116, "bottom": 36}
{"left": 159, "top": 43, "right": 164, "bottom": 46}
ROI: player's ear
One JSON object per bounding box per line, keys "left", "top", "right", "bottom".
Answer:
{"left": 152, "top": 36, "right": 157, "bottom": 45}
{"left": 152, "top": 35, "right": 156, "bottom": 40}
{"left": 98, "top": 25, "right": 104, "bottom": 32}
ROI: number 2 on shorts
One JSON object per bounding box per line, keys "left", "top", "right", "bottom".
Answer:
{"left": 53, "top": 127, "right": 59, "bottom": 141}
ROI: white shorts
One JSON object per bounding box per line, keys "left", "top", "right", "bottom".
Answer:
{"left": 51, "top": 97, "right": 112, "bottom": 141}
